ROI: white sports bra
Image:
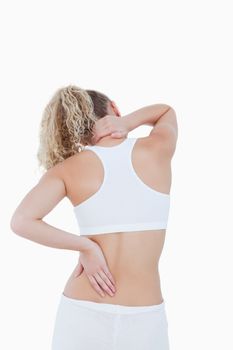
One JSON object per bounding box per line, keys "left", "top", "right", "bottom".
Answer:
{"left": 73, "top": 137, "right": 170, "bottom": 235}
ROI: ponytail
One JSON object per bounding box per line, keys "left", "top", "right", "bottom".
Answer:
{"left": 37, "top": 85, "right": 97, "bottom": 171}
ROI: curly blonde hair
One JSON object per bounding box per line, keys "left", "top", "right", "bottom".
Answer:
{"left": 37, "top": 85, "right": 110, "bottom": 171}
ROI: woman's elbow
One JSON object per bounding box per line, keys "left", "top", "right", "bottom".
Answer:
{"left": 10, "top": 214, "right": 28, "bottom": 236}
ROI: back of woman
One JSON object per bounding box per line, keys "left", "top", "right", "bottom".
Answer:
{"left": 63, "top": 134, "right": 172, "bottom": 306}
{"left": 10, "top": 85, "right": 178, "bottom": 350}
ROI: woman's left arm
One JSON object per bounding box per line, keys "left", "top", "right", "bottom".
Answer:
{"left": 10, "top": 167, "right": 92, "bottom": 252}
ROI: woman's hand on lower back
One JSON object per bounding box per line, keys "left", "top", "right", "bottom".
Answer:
{"left": 74, "top": 240, "right": 116, "bottom": 298}
{"left": 91, "top": 115, "right": 129, "bottom": 144}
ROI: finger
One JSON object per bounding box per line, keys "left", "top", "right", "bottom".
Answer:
{"left": 98, "top": 270, "right": 116, "bottom": 293}
{"left": 92, "top": 121, "right": 106, "bottom": 137}
{"left": 94, "top": 122, "right": 115, "bottom": 135}
{"left": 93, "top": 272, "right": 115, "bottom": 296}
{"left": 88, "top": 275, "right": 105, "bottom": 297}
{"left": 95, "top": 126, "right": 114, "bottom": 140}
{"left": 74, "top": 262, "right": 84, "bottom": 277}
{"left": 102, "top": 266, "right": 116, "bottom": 286}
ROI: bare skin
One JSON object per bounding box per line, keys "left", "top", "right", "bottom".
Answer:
{"left": 10, "top": 103, "right": 178, "bottom": 306}
{"left": 63, "top": 133, "right": 174, "bottom": 306}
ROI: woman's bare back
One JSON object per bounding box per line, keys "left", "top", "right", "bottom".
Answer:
{"left": 62, "top": 136, "right": 172, "bottom": 306}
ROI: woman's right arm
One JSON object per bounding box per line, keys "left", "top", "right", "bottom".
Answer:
{"left": 92, "top": 103, "right": 178, "bottom": 150}
{"left": 123, "top": 103, "right": 172, "bottom": 131}
{"left": 124, "top": 104, "right": 178, "bottom": 157}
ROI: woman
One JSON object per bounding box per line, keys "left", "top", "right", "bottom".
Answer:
{"left": 10, "top": 85, "right": 178, "bottom": 349}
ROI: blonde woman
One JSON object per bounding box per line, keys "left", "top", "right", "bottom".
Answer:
{"left": 10, "top": 85, "right": 178, "bottom": 350}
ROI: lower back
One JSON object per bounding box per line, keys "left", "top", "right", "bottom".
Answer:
{"left": 63, "top": 229, "right": 166, "bottom": 306}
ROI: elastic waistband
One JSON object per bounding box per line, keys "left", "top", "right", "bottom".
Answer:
{"left": 61, "top": 293, "right": 165, "bottom": 315}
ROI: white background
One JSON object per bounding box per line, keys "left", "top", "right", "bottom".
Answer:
{"left": 1, "top": 0, "right": 232, "bottom": 349}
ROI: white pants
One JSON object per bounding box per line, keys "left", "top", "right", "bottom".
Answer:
{"left": 51, "top": 293, "right": 170, "bottom": 350}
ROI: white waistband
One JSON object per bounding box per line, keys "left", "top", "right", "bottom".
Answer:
{"left": 61, "top": 293, "right": 165, "bottom": 314}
